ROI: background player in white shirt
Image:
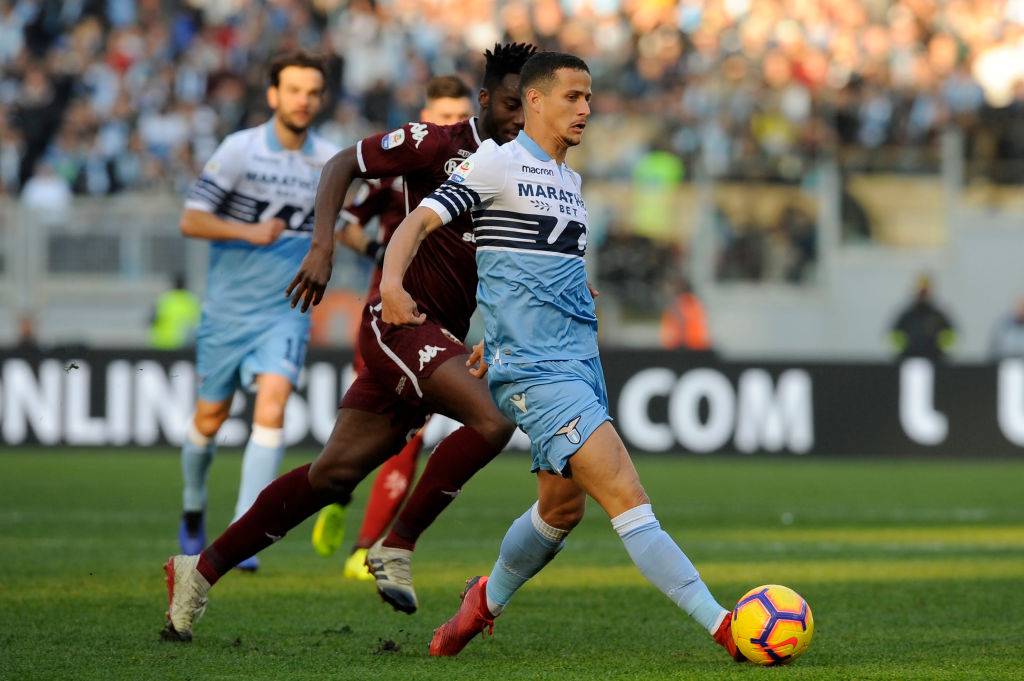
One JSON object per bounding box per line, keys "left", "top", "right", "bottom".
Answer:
{"left": 177, "top": 51, "right": 337, "bottom": 571}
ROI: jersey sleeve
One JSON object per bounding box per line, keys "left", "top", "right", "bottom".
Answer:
{"left": 340, "top": 179, "right": 390, "bottom": 226}
{"left": 419, "top": 145, "right": 507, "bottom": 224}
{"left": 184, "top": 134, "right": 246, "bottom": 213}
{"left": 355, "top": 122, "right": 445, "bottom": 179}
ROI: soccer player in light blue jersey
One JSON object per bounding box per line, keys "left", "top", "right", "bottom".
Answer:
{"left": 380, "top": 52, "right": 748, "bottom": 661}
{"left": 176, "top": 51, "right": 338, "bottom": 571}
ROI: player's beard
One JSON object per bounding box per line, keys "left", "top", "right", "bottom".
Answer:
{"left": 278, "top": 111, "right": 311, "bottom": 135}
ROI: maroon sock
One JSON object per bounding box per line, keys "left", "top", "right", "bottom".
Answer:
{"left": 382, "top": 426, "right": 498, "bottom": 551}
{"left": 196, "top": 464, "right": 337, "bottom": 585}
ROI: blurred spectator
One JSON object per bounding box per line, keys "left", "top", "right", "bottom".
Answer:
{"left": 0, "top": 0, "right": 1022, "bottom": 201}
{"left": 15, "top": 313, "right": 38, "bottom": 351}
{"left": 889, "top": 274, "right": 956, "bottom": 360}
{"left": 774, "top": 201, "right": 817, "bottom": 283}
{"left": 989, "top": 297, "right": 1024, "bottom": 359}
{"left": 149, "top": 272, "right": 200, "bottom": 350}
{"left": 20, "top": 161, "right": 71, "bottom": 225}
{"left": 631, "top": 140, "right": 684, "bottom": 241}
{"left": 716, "top": 207, "right": 766, "bottom": 282}
{"left": 598, "top": 230, "right": 675, "bottom": 313}
{"left": 839, "top": 181, "right": 872, "bottom": 242}
{"left": 0, "top": 121, "right": 23, "bottom": 192}
{"left": 659, "top": 276, "right": 711, "bottom": 351}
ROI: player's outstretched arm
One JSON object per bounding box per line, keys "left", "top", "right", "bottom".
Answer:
{"left": 287, "top": 147, "right": 362, "bottom": 312}
{"left": 379, "top": 206, "right": 444, "bottom": 326}
{"left": 180, "top": 209, "right": 285, "bottom": 245}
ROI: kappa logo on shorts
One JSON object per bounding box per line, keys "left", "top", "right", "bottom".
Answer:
{"left": 417, "top": 344, "right": 447, "bottom": 371}
{"left": 556, "top": 415, "right": 583, "bottom": 444}
{"left": 510, "top": 393, "right": 528, "bottom": 413}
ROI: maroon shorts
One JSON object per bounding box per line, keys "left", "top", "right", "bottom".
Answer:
{"left": 341, "top": 302, "right": 467, "bottom": 430}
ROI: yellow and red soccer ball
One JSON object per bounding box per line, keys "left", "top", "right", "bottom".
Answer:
{"left": 731, "top": 585, "right": 814, "bottom": 665}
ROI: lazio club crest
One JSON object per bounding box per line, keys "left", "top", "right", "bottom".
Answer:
{"left": 556, "top": 415, "right": 583, "bottom": 444}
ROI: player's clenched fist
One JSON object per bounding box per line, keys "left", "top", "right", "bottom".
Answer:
{"left": 380, "top": 284, "right": 426, "bottom": 326}
{"left": 248, "top": 217, "right": 287, "bottom": 246}
{"left": 286, "top": 243, "right": 333, "bottom": 312}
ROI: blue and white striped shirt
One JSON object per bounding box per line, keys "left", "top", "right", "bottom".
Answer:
{"left": 184, "top": 122, "right": 338, "bottom": 327}
{"left": 420, "top": 130, "right": 597, "bottom": 365}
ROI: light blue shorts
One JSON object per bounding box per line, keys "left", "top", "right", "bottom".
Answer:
{"left": 195, "top": 315, "right": 309, "bottom": 402}
{"left": 488, "top": 357, "right": 611, "bottom": 476}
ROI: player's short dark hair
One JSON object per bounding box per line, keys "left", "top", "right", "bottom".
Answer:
{"left": 426, "top": 75, "right": 471, "bottom": 101}
{"left": 483, "top": 42, "right": 537, "bottom": 90}
{"left": 519, "top": 52, "right": 590, "bottom": 95}
{"left": 268, "top": 50, "right": 326, "bottom": 87}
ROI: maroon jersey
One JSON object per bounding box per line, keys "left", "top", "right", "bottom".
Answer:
{"left": 342, "top": 177, "right": 406, "bottom": 245}
{"left": 342, "top": 177, "right": 405, "bottom": 298}
{"left": 354, "top": 117, "right": 484, "bottom": 340}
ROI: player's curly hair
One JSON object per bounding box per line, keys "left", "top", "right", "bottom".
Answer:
{"left": 483, "top": 42, "right": 538, "bottom": 89}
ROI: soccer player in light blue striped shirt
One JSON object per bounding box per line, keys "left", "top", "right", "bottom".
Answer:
{"left": 176, "top": 52, "right": 338, "bottom": 570}
{"left": 380, "top": 51, "right": 748, "bottom": 661}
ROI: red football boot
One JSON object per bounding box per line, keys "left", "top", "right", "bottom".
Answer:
{"left": 429, "top": 576, "right": 495, "bottom": 657}
{"left": 712, "top": 611, "right": 749, "bottom": 662}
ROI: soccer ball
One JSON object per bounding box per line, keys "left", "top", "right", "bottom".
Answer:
{"left": 731, "top": 584, "right": 814, "bottom": 665}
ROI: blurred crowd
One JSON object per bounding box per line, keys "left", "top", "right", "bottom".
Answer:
{"left": 2, "top": 0, "right": 1024, "bottom": 201}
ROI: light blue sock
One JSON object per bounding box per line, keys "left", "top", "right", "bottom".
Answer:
{"left": 485, "top": 502, "right": 569, "bottom": 614}
{"left": 181, "top": 422, "right": 215, "bottom": 512}
{"left": 612, "top": 504, "right": 727, "bottom": 634}
{"left": 232, "top": 425, "right": 285, "bottom": 522}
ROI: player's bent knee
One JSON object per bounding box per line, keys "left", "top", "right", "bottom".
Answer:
{"left": 193, "top": 411, "right": 228, "bottom": 438}
{"left": 252, "top": 403, "right": 286, "bottom": 429}
{"left": 307, "top": 460, "right": 357, "bottom": 503}
{"left": 468, "top": 411, "right": 515, "bottom": 449}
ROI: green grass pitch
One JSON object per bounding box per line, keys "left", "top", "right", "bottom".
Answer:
{"left": 2, "top": 450, "right": 1022, "bottom": 680}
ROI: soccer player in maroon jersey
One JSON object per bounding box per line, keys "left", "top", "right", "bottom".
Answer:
{"left": 161, "top": 43, "right": 537, "bottom": 642}
{"left": 311, "top": 75, "right": 475, "bottom": 582}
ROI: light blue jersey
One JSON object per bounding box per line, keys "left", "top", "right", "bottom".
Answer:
{"left": 184, "top": 122, "right": 339, "bottom": 401}
{"left": 420, "top": 131, "right": 608, "bottom": 474}
{"left": 186, "top": 122, "right": 338, "bottom": 329}
{"left": 421, "top": 131, "right": 598, "bottom": 367}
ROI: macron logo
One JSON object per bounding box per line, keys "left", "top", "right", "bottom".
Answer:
{"left": 521, "top": 164, "right": 554, "bottom": 176}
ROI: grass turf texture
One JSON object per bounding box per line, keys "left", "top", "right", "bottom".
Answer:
{"left": 1, "top": 451, "right": 1022, "bottom": 681}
